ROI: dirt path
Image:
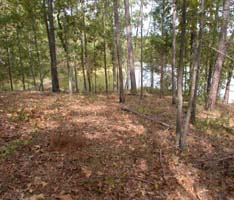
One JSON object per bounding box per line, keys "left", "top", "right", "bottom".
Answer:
{"left": 0, "top": 92, "right": 234, "bottom": 200}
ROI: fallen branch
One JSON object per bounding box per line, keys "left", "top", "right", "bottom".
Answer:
{"left": 121, "top": 106, "right": 173, "bottom": 129}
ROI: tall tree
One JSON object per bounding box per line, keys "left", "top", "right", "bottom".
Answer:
{"left": 183, "top": 0, "right": 204, "bottom": 148}
{"left": 223, "top": 68, "right": 233, "bottom": 104}
{"left": 43, "top": 0, "right": 59, "bottom": 92}
{"left": 113, "top": 0, "right": 125, "bottom": 103}
{"left": 191, "top": 0, "right": 204, "bottom": 123}
{"left": 57, "top": 8, "right": 73, "bottom": 95}
{"left": 176, "top": 0, "right": 186, "bottom": 150}
{"left": 171, "top": 0, "right": 177, "bottom": 104}
{"left": 103, "top": 1, "right": 108, "bottom": 94}
{"left": 206, "top": 0, "right": 230, "bottom": 110}
{"left": 140, "top": 0, "right": 144, "bottom": 98}
{"left": 124, "top": 0, "right": 137, "bottom": 94}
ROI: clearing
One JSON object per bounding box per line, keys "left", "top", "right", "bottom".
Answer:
{"left": 0, "top": 92, "right": 234, "bottom": 200}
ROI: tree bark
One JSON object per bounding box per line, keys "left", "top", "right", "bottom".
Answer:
{"left": 80, "top": 35, "right": 87, "bottom": 92}
{"left": 27, "top": 42, "right": 37, "bottom": 89}
{"left": 82, "top": 1, "right": 91, "bottom": 92}
{"left": 223, "top": 70, "right": 233, "bottom": 104}
{"left": 124, "top": 0, "right": 137, "bottom": 94}
{"left": 103, "top": 2, "right": 108, "bottom": 94}
{"left": 176, "top": 0, "right": 186, "bottom": 150}
{"left": 57, "top": 10, "right": 73, "bottom": 95}
{"left": 16, "top": 27, "right": 26, "bottom": 91}
{"left": 206, "top": 0, "right": 230, "bottom": 110}
{"left": 140, "top": 0, "right": 144, "bottom": 99}
{"left": 74, "top": 56, "right": 79, "bottom": 93}
{"left": 160, "top": 0, "right": 165, "bottom": 97}
{"left": 207, "top": 0, "right": 220, "bottom": 94}
{"left": 111, "top": 26, "right": 117, "bottom": 91}
{"left": 171, "top": 0, "right": 177, "bottom": 105}
{"left": 6, "top": 47, "right": 13, "bottom": 91}
{"left": 191, "top": 0, "right": 204, "bottom": 124}
{"left": 43, "top": 0, "right": 59, "bottom": 92}
{"left": 32, "top": 21, "right": 44, "bottom": 91}
{"left": 113, "top": 0, "right": 125, "bottom": 103}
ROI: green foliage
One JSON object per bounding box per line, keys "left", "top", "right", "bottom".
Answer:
{"left": 196, "top": 117, "right": 234, "bottom": 135}
{"left": 0, "top": 139, "right": 20, "bottom": 158}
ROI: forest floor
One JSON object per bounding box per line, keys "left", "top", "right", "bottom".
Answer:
{"left": 0, "top": 91, "right": 234, "bottom": 200}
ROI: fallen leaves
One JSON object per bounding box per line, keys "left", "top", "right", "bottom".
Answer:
{"left": 26, "top": 194, "right": 44, "bottom": 200}
{"left": 0, "top": 92, "right": 234, "bottom": 199}
{"left": 56, "top": 194, "right": 73, "bottom": 200}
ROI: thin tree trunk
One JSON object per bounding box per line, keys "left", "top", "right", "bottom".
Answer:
{"left": 16, "top": 27, "right": 26, "bottom": 91}
{"left": 114, "top": 0, "right": 125, "bottom": 103}
{"left": 183, "top": 0, "right": 204, "bottom": 148}
{"left": 103, "top": 2, "right": 108, "bottom": 94}
{"left": 124, "top": 0, "right": 137, "bottom": 94}
{"left": 6, "top": 47, "right": 13, "bottom": 91}
{"left": 207, "top": 0, "right": 220, "bottom": 94}
{"left": 206, "top": 0, "right": 230, "bottom": 110}
{"left": 74, "top": 56, "right": 79, "bottom": 93}
{"left": 82, "top": 1, "right": 91, "bottom": 92}
{"left": 32, "top": 22, "right": 44, "bottom": 91}
{"left": 191, "top": 0, "right": 204, "bottom": 124}
{"left": 27, "top": 42, "right": 37, "bottom": 89}
{"left": 111, "top": 26, "right": 117, "bottom": 91}
{"left": 140, "top": 0, "right": 144, "bottom": 99}
{"left": 160, "top": 0, "right": 165, "bottom": 97}
{"left": 223, "top": 70, "right": 232, "bottom": 104}
{"left": 43, "top": 0, "right": 59, "bottom": 92}
{"left": 171, "top": 0, "right": 177, "bottom": 104}
{"left": 80, "top": 36, "right": 87, "bottom": 92}
{"left": 57, "top": 10, "right": 73, "bottom": 95}
{"left": 176, "top": 0, "right": 186, "bottom": 149}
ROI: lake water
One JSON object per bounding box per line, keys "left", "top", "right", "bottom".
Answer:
{"left": 130, "top": 63, "right": 234, "bottom": 103}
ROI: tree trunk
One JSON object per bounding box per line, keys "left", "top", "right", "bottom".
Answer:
{"left": 176, "top": 0, "right": 186, "bottom": 150}
{"left": 191, "top": 0, "right": 204, "bottom": 124}
{"left": 103, "top": 2, "right": 108, "bottom": 94}
{"left": 124, "top": 0, "right": 137, "bottom": 94}
{"left": 223, "top": 70, "right": 233, "bottom": 104}
{"left": 82, "top": 2, "right": 91, "bottom": 92}
{"left": 171, "top": 0, "right": 177, "bottom": 104}
{"left": 160, "top": 0, "right": 165, "bottom": 97}
{"left": 111, "top": 27, "right": 117, "bottom": 91}
{"left": 183, "top": 0, "right": 204, "bottom": 147}
{"left": 27, "top": 42, "right": 37, "bottom": 89}
{"left": 16, "top": 27, "right": 26, "bottom": 91}
{"left": 140, "top": 0, "right": 144, "bottom": 99}
{"left": 80, "top": 36, "right": 87, "bottom": 92}
{"left": 207, "top": 0, "right": 220, "bottom": 94}
{"left": 44, "top": 0, "right": 59, "bottom": 92}
{"left": 206, "top": 0, "right": 230, "bottom": 110}
{"left": 74, "top": 56, "right": 79, "bottom": 93}
{"left": 113, "top": 0, "right": 125, "bottom": 103}
{"left": 6, "top": 47, "right": 13, "bottom": 91}
{"left": 57, "top": 10, "right": 73, "bottom": 95}
{"left": 32, "top": 21, "right": 44, "bottom": 91}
